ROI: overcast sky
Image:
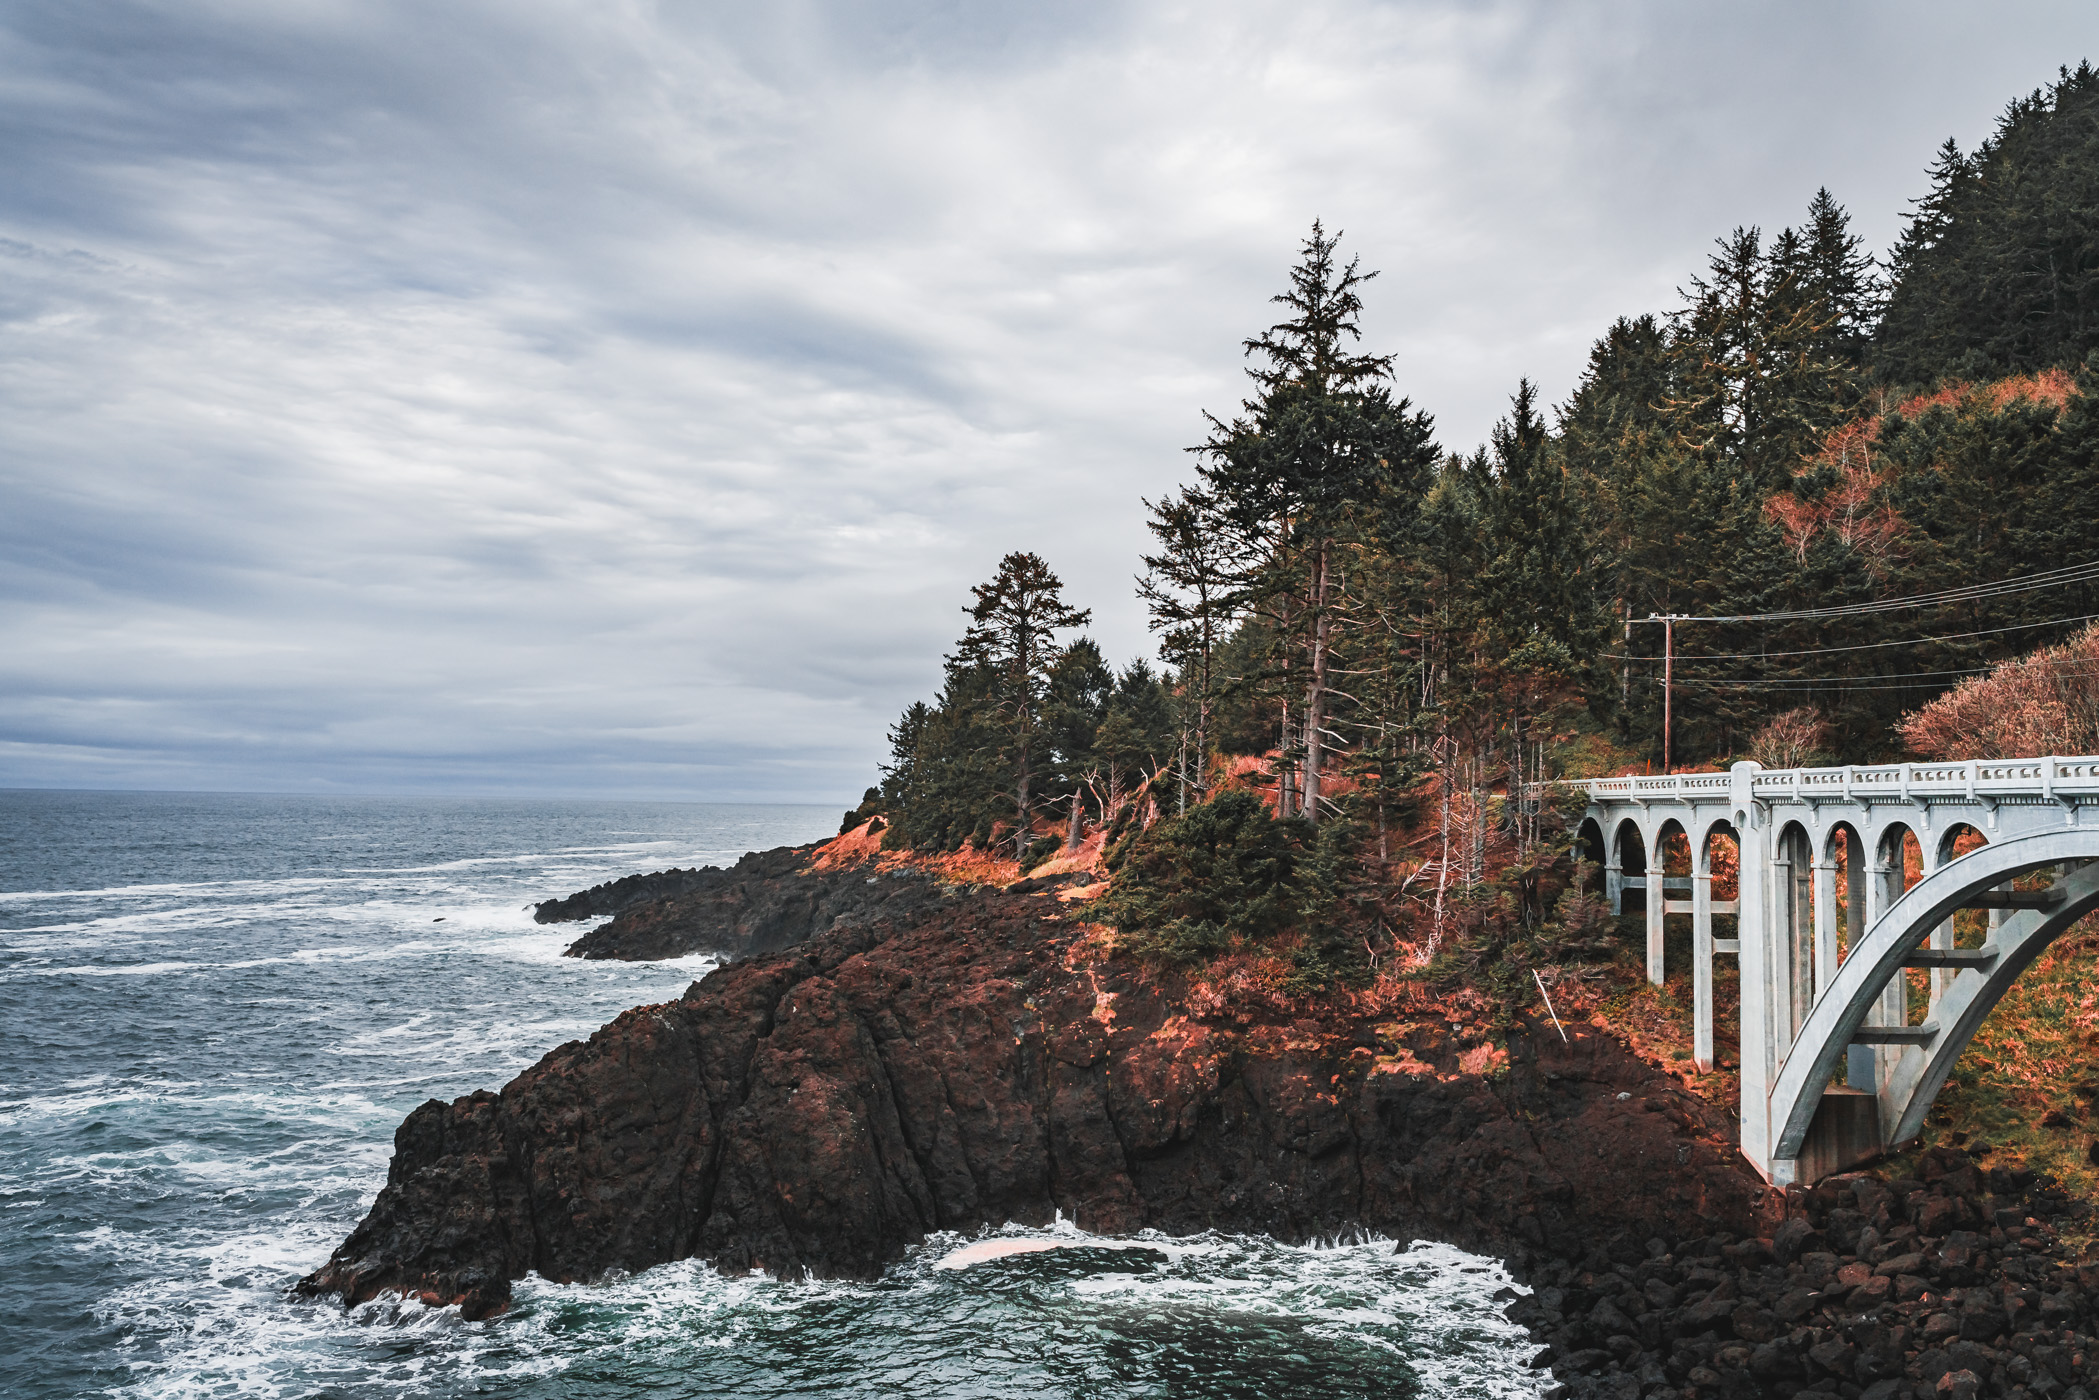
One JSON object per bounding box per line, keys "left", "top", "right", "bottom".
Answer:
{"left": 1, "top": 1, "right": 2091, "bottom": 802}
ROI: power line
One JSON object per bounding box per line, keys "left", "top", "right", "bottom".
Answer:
{"left": 1662, "top": 558, "right": 2099, "bottom": 624}
{"left": 1677, "top": 656, "right": 2099, "bottom": 691}
{"left": 1605, "top": 611, "right": 2099, "bottom": 663}
{"left": 1710, "top": 680, "right": 1980, "bottom": 695}
{"left": 1633, "top": 562, "right": 2099, "bottom": 745}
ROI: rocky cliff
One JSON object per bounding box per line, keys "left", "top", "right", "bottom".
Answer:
{"left": 302, "top": 880, "right": 1751, "bottom": 1324}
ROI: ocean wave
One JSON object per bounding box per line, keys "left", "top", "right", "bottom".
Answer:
{"left": 85, "top": 1218, "right": 1547, "bottom": 1400}
{"left": 28, "top": 960, "right": 206, "bottom": 977}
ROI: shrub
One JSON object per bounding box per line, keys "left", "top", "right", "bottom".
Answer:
{"left": 840, "top": 787, "right": 885, "bottom": 834}
{"left": 1748, "top": 706, "right": 1833, "bottom": 770}
{"left": 1093, "top": 791, "right": 1311, "bottom": 966}
{"left": 1900, "top": 621, "right": 2099, "bottom": 759}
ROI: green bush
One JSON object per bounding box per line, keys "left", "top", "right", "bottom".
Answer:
{"left": 1093, "top": 791, "right": 1312, "bottom": 965}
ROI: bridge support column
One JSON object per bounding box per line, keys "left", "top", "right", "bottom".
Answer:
{"left": 1692, "top": 870, "right": 1714, "bottom": 1072}
{"left": 1925, "top": 844, "right": 1954, "bottom": 1015}
{"left": 1813, "top": 857, "right": 1839, "bottom": 1000}
{"left": 1844, "top": 849, "right": 1877, "bottom": 1092}
{"left": 1866, "top": 854, "right": 1909, "bottom": 1114}
{"left": 1647, "top": 847, "right": 1666, "bottom": 987}
{"left": 1606, "top": 852, "right": 1623, "bottom": 916}
{"left": 1778, "top": 829, "right": 1814, "bottom": 1042}
{"left": 1732, "top": 762, "right": 1775, "bottom": 1175}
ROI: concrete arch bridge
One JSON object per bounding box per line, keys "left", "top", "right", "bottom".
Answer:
{"left": 1578, "top": 758, "right": 2099, "bottom": 1186}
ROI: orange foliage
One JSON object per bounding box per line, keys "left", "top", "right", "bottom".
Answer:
{"left": 1983, "top": 367, "right": 2078, "bottom": 412}
{"left": 1893, "top": 370, "right": 2077, "bottom": 418}
{"left": 1894, "top": 382, "right": 1967, "bottom": 417}
{"left": 1769, "top": 372, "right": 2080, "bottom": 572}
{"left": 1899, "top": 622, "right": 2099, "bottom": 759}
{"left": 810, "top": 820, "right": 1024, "bottom": 885}
{"left": 1765, "top": 416, "right": 1905, "bottom": 571}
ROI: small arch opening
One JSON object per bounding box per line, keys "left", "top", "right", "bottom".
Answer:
{"left": 1825, "top": 821, "right": 1867, "bottom": 964}
{"left": 1654, "top": 818, "right": 1692, "bottom": 980}
{"left": 1574, "top": 816, "right": 1606, "bottom": 892}
{"left": 1699, "top": 821, "right": 1742, "bottom": 1072}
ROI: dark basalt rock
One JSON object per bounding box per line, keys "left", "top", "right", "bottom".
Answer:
{"left": 301, "top": 886, "right": 1755, "bottom": 1325}
{"left": 1512, "top": 1145, "right": 2099, "bottom": 1400}
{"left": 547, "top": 847, "right": 953, "bottom": 962}
{"left": 532, "top": 864, "right": 743, "bottom": 923}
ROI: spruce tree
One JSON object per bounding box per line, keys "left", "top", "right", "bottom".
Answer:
{"left": 1878, "top": 64, "right": 2099, "bottom": 382}
{"left": 1138, "top": 484, "right": 1248, "bottom": 804}
{"left": 953, "top": 551, "right": 1093, "bottom": 856}
{"left": 1193, "top": 222, "right": 1437, "bottom": 820}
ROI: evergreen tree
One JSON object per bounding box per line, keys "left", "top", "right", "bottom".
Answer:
{"left": 1798, "top": 187, "right": 1882, "bottom": 369}
{"left": 952, "top": 551, "right": 1093, "bottom": 856}
{"left": 878, "top": 665, "right": 1005, "bottom": 852}
{"left": 1878, "top": 64, "right": 2099, "bottom": 382}
{"left": 1194, "top": 221, "right": 1437, "bottom": 820}
{"left": 1475, "top": 379, "right": 1602, "bottom": 664}
{"left": 1137, "top": 484, "right": 1247, "bottom": 805}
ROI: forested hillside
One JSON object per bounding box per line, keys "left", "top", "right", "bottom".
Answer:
{"left": 858, "top": 61, "right": 2099, "bottom": 989}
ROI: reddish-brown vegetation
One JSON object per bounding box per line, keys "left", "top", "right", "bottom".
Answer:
{"left": 1900, "top": 622, "right": 2099, "bottom": 760}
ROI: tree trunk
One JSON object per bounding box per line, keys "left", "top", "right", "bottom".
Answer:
{"left": 1300, "top": 542, "right": 1331, "bottom": 823}
{"left": 1014, "top": 746, "right": 1031, "bottom": 860}
{"left": 1505, "top": 718, "right": 1533, "bottom": 866}
{"left": 1276, "top": 695, "right": 1293, "bottom": 818}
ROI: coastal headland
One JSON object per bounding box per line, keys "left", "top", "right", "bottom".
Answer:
{"left": 301, "top": 838, "right": 2099, "bottom": 1398}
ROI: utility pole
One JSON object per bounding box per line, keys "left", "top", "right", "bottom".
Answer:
{"left": 1664, "top": 614, "right": 1675, "bottom": 774}
{"left": 1642, "top": 613, "right": 1685, "bottom": 773}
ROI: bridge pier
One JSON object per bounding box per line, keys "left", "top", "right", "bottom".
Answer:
{"left": 1734, "top": 764, "right": 1776, "bottom": 1176}
{"left": 1812, "top": 857, "right": 1838, "bottom": 999}
{"left": 1691, "top": 869, "right": 1714, "bottom": 1072}
{"left": 1646, "top": 849, "right": 1665, "bottom": 986}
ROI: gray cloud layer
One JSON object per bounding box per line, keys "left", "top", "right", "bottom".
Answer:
{"left": 1, "top": 1, "right": 2089, "bottom": 800}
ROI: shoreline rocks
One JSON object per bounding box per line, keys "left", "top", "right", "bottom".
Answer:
{"left": 1508, "top": 1147, "right": 2099, "bottom": 1400}
{"left": 546, "top": 846, "right": 952, "bottom": 962}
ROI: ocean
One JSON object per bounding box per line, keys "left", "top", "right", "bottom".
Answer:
{"left": 0, "top": 789, "right": 1543, "bottom": 1398}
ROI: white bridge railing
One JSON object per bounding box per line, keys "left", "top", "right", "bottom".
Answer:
{"left": 1580, "top": 756, "right": 2099, "bottom": 809}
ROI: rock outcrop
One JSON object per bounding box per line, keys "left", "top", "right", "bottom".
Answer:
{"left": 302, "top": 885, "right": 1753, "bottom": 1323}
{"left": 546, "top": 846, "right": 952, "bottom": 962}
{"left": 532, "top": 864, "right": 741, "bottom": 923}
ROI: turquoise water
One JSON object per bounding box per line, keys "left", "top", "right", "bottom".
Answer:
{"left": 0, "top": 790, "right": 1543, "bottom": 1398}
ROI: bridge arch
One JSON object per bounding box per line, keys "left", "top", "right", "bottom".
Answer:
{"left": 1878, "top": 820, "right": 1920, "bottom": 875}
{"left": 1938, "top": 820, "right": 1989, "bottom": 867}
{"left": 1695, "top": 817, "right": 1737, "bottom": 878}
{"left": 1821, "top": 819, "right": 1860, "bottom": 867}
{"left": 1612, "top": 816, "right": 1646, "bottom": 876}
{"left": 1769, "top": 830, "right": 2099, "bottom": 1169}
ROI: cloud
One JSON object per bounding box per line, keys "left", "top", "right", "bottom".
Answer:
{"left": 0, "top": 0, "right": 2090, "bottom": 799}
